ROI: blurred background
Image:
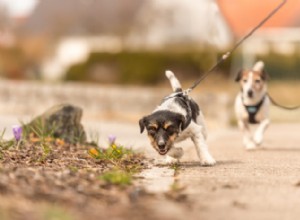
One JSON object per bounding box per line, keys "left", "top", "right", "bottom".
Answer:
{"left": 0, "top": 0, "right": 299, "bottom": 140}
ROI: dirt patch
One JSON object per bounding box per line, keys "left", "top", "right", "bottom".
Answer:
{"left": 0, "top": 138, "right": 195, "bottom": 220}
{"left": 0, "top": 140, "right": 154, "bottom": 220}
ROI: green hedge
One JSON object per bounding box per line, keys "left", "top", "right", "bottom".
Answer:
{"left": 65, "top": 51, "right": 225, "bottom": 84}
{"left": 257, "top": 52, "right": 300, "bottom": 79}
{"left": 65, "top": 51, "right": 300, "bottom": 85}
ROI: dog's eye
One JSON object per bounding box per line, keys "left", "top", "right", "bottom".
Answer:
{"left": 255, "top": 79, "right": 261, "bottom": 83}
{"left": 166, "top": 126, "right": 176, "bottom": 135}
{"left": 147, "top": 127, "right": 156, "bottom": 135}
{"left": 242, "top": 79, "right": 247, "bottom": 83}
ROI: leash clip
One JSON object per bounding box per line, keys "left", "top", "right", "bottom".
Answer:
{"left": 183, "top": 88, "right": 192, "bottom": 96}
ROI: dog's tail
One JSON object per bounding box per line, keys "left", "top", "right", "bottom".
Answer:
{"left": 253, "top": 60, "right": 264, "bottom": 71}
{"left": 165, "top": 70, "right": 182, "bottom": 92}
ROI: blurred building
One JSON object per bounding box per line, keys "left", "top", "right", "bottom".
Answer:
{"left": 16, "top": 0, "right": 233, "bottom": 80}
{"left": 218, "top": 0, "right": 300, "bottom": 68}
{"left": 2, "top": 0, "right": 300, "bottom": 80}
{"left": 126, "top": 0, "right": 232, "bottom": 50}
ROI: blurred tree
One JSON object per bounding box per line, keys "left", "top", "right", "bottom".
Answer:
{"left": 18, "top": 0, "right": 143, "bottom": 37}
{"left": 16, "top": 0, "right": 144, "bottom": 72}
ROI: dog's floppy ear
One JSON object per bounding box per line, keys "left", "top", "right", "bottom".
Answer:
{"left": 139, "top": 117, "right": 147, "bottom": 133}
{"left": 235, "top": 69, "right": 244, "bottom": 82}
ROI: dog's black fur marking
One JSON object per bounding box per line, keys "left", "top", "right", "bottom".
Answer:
{"left": 261, "top": 69, "right": 270, "bottom": 81}
{"left": 235, "top": 69, "right": 244, "bottom": 82}
{"left": 174, "top": 95, "right": 200, "bottom": 122}
{"left": 139, "top": 110, "right": 185, "bottom": 134}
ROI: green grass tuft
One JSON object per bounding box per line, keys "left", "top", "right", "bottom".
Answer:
{"left": 99, "top": 169, "right": 132, "bottom": 186}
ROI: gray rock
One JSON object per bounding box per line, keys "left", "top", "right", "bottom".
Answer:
{"left": 24, "top": 104, "right": 86, "bottom": 143}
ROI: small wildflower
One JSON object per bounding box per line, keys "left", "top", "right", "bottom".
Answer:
{"left": 29, "top": 133, "right": 39, "bottom": 143}
{"left": 55, "top": 138, "right": 65, "bottom": 146}
{"left": 12, "top": 125, "right": 22, "bottom": 142}
{"left": 89, "top": 148, "right": 100, "bottom": 157}
{"left": 108, "top": 135, "right": 116, "bottom": 145}
{"left": 111, "top": 144, "right": 117, "bottom": 150}
{"left": 45, "top": 137, "right": 53, "bottom": 142}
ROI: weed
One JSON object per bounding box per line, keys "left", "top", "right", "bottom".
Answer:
{"left": 89, "top": 136, "right": 144, "bottom": 186}
{"left": 72, "top": 129, "right": 86, "bottom": 144}
{"left": 0, "top": 128, "right": 14, "bottom": 150}
{"left": 99, "top": 169, "right": 132, "bottom": 186}
{"left": 38, "top": 142, "right": 52, "bottom": 162}
{"left": 23, "top": 118, "right": 57, "bottom": 143}
{"left": 87, "top": 129, "right": 100, "bottom": 146}
{"left": 68, "top": 166, "right": 79, "bottom": 173}
{"left": 19, "top": 119, "right": 56, "bottom": 161}
{"left": 169, "top": 162, "right": 181, "bottom": 173}
{"left": 43, "top": 205, "right": 73, "bottom": 220}
{"left": 169, "top": 181, "right": 185, "bottom": 193}
{"left": 89, "top": 141, "right": 135, "bottom": 169}
{"left": 0, "top": 128, "right": 6, "bottom": 141}
{"left": 170, "top": 162, "right": 180, "bottom": 170}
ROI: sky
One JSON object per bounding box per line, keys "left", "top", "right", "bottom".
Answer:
{"left": 0, "top": 0, "right": 38, "bottom": 17}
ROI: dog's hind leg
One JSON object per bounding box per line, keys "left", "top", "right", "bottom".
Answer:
{"left": 165, "top": 70, "right": 182, "bottom": 92}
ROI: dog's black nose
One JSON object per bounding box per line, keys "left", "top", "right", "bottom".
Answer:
{"left": 158, "top": 143, "right": 165, "bottom": 150}
{"left": 247, "top": 90, "right": 253, "bottom": 98}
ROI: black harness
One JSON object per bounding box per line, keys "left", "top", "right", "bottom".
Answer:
{"left": 243, "top": 95, "right": 266, "bottom": 124}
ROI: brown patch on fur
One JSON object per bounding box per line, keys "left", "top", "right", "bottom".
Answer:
{"left": 147, "top": 130, "right": 178, "bottom": 155}
{"left": 168, "top": 133, "right": 178, "bottom": 143}
{"left": 163, "top": 121, "right": 174, "bottom": 130}
{"left": 148, "top": 122, "right": 158, "bottom": 130}
{"left": 240, "top": 70, "right": 265, "bottom": 92}
{"left": 240, "top": 70, "right": 261, "bottom": 80}
{"left": 147, "top": 134, "right": 156, "bottom": 150}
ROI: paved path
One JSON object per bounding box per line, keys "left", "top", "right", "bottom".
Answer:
{"left": 2, "top": 114, "right": 300, "bottom": 220}
{"left": 83, "top": 119, "right": 300, "bottom": 220}
{"left": 142, "top": 123, "right": 300, "bottom": 220}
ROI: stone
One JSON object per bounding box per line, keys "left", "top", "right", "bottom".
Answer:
{"left": 24, "top": 104, "right": 86, "bottom": 143}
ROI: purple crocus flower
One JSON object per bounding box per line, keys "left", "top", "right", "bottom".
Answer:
{"left": 108, "top": 134, "right": 116, "bottom": 145}
{"left": 12, "top": 125, "right": 22, "bottom": 142}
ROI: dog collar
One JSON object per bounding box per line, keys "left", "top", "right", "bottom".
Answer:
{"left": 242, "top": 95, "right": 266, "bottom": 124}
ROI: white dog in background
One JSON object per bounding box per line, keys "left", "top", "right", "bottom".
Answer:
{"left": 234, "top": 61, "right": 270, "bottom": 150}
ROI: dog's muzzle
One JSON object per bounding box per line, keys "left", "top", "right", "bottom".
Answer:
{"left": 157, "top": 140, "right": 168, "bottom": 155}
{"left": 247, "top": 90, "right": 254, "bottom": 98}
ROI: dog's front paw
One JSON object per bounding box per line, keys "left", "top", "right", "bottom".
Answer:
{"left": 253, "top": 133, "right": 263, "bottom": 146}
{"left": 165, "top": 155, "right": 179, "bottom": 164}
{"left": 243, "top": 137, "right": 257, "bottom": 150}
{"left": 245, "top": 141, "right": 257, "bottom": 150}
{"left": 200, "top": 154, "right": 216, "bottom": 166}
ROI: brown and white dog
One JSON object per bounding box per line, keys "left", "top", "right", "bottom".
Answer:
{"left": 139, "top": 70, "right": 216, "bottom": 166}
{"left": 235, "top": 61, "right": 270, "bottom": 150}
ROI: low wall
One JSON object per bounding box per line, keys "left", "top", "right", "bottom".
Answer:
{"left": 0, "top": 79, "right": 231, "bottom": 128}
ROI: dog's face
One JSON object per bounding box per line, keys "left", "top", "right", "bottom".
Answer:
{"left": 235, "top": 69, "right": 269, "bottom": 100}
{"left": 139, "top": 111, "right": 185, "bottom": 155}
